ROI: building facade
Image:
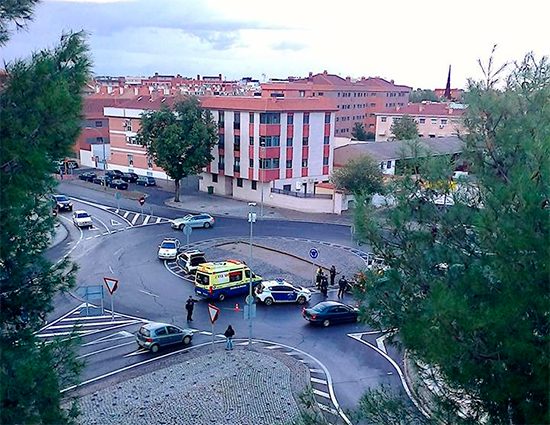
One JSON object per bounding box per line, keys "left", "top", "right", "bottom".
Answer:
{"left": 374, "top": 102, "right": 467, "bottom": 141}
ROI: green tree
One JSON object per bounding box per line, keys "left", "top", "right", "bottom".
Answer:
{"left": 390, "top": 115, "right": 418, "bottom": 140}
{"left": 365, "top": 131, "right": 375, "bottom": 141}
{"left": 409, "top": 89, "right": 440, "bottom": 103}
{"left": 137, "top": 97, "right": 218, "bottom": 202}
{"left": 356, "top": 52, "right": 549, "bottom": 424}
{"left": 0, "top": 4, "right": 91, "bottom": 422}
{"left": 351, "top": 122, "right": 368, "bottom": 140}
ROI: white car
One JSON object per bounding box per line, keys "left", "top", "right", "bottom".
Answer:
{"left": 157, "top": 238, "right": 181, "bottom": 260}
{"left": 255, "top": 279, "right": 312, "bottom": 305}
{"left": 171, "top": 213, "right": 215, "bottom": 230}
{"left": 72, "top": 210, "right": 93, "bottom": 228}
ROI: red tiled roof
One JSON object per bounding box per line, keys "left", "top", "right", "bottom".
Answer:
{"left": 199, "top": 96, "right": 338, "bottom": 112}
{"left": 377, "top": 102, "right": 466, "bottom": 117}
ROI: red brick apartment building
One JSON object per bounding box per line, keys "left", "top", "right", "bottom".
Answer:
{"left": 261, "top": 71, "right": 412, "bottom": 138}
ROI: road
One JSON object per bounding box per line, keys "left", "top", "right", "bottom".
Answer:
{"left": 44, "top": 181, "right": 408, "bottom": 418}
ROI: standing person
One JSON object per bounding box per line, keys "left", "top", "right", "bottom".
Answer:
{"left": 315, "top": 267, "right": 323, "bottom": 289}
{"left": 185, "top": 296, "right": 196, "bottom": 322}
{"left": 321, "top": 274, "right": 329, "bottom": 297}
{"left": 224, "top": 325, "right": 235, "bottom": 350}
{"left": 329, "top": 265, "right": 337, "bottom": 286}
{"left": 338, "top": 275, "right": 348, "bottom": 299}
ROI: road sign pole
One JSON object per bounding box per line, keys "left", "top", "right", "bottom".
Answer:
{"left": 110, "top": 293, "right": 114, "bottom": 321}
{"left": 186, "top": 232, "right": 190, "bottom": 249}
{"left": 211, "top": 322, "right": 215, "bottom": 348}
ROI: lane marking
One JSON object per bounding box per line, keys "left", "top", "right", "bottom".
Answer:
{"left": 311, "top": 377, "right": 327, "bottom": 385}
{"left": 45, "top": 319, "right": 137, "bottom": 329}
{"left": 264, "top": 345, "right": 281, "bottom": 350}
{"left": 309, "top": 368, "right": 323, "bottom": 373}
{"left": 55, "top": 216, "right": 83, "bottom": 265}
{"left": 131, "top": 213, "right": 139, "bottom": 225}
{"left": 82, "top": 331, "right": 135, "bottom": 346}
{"left": 313, "top": 389, "right": 331, "bottom": 399}
{"left": 142, "top": 215, "right": 151, "bottom": 225}
{"left": 92, "top": 215, "right": 111, "bottom": 234}
{"left": 110, "top": 219, "right": 122, "bottom": 226}
{"left": 77, "top": 341, "right": 136, "bottom": 359}
{"left": 123, "top": 348, "right": 148, "bottom": 357}
{"left": 122, "top": 211, "right": 130, "bottom": 218}
{"left": 155, "top": 217, "right": 162, "bottom": 224}
{"left": 138, "top": 289, "right": 159, "bottom": 298}
{"left": 318, "top": 403, "right": 339, "bottom": 416}
{"left": 376, "top": 334, "right": 389, "bottom": 354}
{"left": 163, "top": 260, "right": 194, "bottom": 282}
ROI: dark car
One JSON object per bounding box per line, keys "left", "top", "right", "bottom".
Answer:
{"left": 120, "top": 172, "right": 139, "bottom": 183}
{"left": 135, "top": 322, "right": 193, "bottom": 353}
{"left": 93, "top": 175, "right": 112, "bottom": 185}
{"left": 136, "top": 176, "right": 156, "bottom": 187}
{"left": 52, "top": 194, "right": 73, "bottom": 212}
{"left": 79, "top": 171, "right": 97, "bottom": 182}
{"left": 109, "top": 179, "right": 128, "bottom": 190}
{"left": 106, "top": 170, "right": 123, "bottom": 179}
{"left": 302, "top": 301, "right": 359, "bottom": 327}
{"left": 177, "top": 250, "right": 207, "bottom": 274}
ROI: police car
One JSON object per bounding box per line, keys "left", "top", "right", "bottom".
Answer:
{"left": 255, "top": 279, "right": 311, "bottom": 305}
{"left": 157, "top": 238, "right": 181, "bottom": 260}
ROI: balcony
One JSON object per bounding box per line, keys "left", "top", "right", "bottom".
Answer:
{"left": 270, "top": 188, "right": 332, "bottom": 199}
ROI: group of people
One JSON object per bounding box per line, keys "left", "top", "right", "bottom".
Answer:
{"left": 186, "top": 295, "right": 235, "bottom": 350}
{"left": 316, "top": 265, "right": 349, "bottom": 299}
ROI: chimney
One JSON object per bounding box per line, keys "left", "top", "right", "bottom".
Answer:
{"left": 390, "top": 79, "right": 394, "bottom": 84}
{"left": 419, "top": 105, "right": 424, "bottom": 112}
{"left": 218, "top": 73, "right": 222, "bottom": 80}
{"left": 345, "top": 76, "right": 350, "bottom": 82}
{"left": 197, "top": 74, "right": 201, "bottom": 80}
{"left": 134, "top": 87, "right": 138, "bottom": 95}
{"left": 323, "top": 70, "right": 328, "bottom": 75}
{"left": 309, "top": 72, "right": 313, "bottom": 78}
{"left": 107, "top": 86, "right": 112, "bottom": 94}
{"left": 119, "top": 87, "right": 123, "bottom": 95}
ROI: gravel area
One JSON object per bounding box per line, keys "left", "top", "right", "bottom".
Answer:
{"left": 76, "top": 346, "right": 310, "bottom": 425}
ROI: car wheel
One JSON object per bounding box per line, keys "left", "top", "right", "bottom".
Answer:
{"left": 178, "top": 224, "right": 184, "bottom": 231}
{"left": 218, "top": 293, "right": 225, "bottom": 302}
{"left": 322, "top": 319, "right": 331, "bottom": 327}
{"left": 204, "top": 222, "right": 211, "bottom": 229}
{"left": 150, "top": 344, "right": 160, "bottom": 353}
{"left": 264, "top": 297, "right": 274, "bottom": 306}
{"left": 182, "top": 335, "right": 192, "bottom": 345}
{"left": 297, "top": 296, "right": 306, "bottom": 305}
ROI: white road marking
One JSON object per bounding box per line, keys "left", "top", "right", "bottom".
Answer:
{"left": 264, "top": 345, "right": 281, "bottom": 350}
{"left": 37, "top": 303, "right": 86, "bottom": 333}
{"left": 45, "top": 319, "right": 137, "bottom": 329}
{"left": 123, "top": 348, "right": 148, "bottom": 357}
{"left": 376, "top": 334, "right": 389, "bottom": 354}
{"left": 311, "top": 377, "right": 327, "bottom": 385}
{"left": 142, "top": 215, "right": 151, "bottom": 225}
{"left": 55, "top": 216, "right": 83, "bottom": 265}
{"left": 93, "top": 215, "right": 111, "bottom": 234}
{"left": 77, "top": 341, "right": 136, "bottom": 359}
{"left": 94, "top": 234, "right": 101, "bottom": 238}
{"left": 122, "top": 211, "right": 130, "bottom": 218}
{"left": 155, "top": 217, "right": 162, "bottom": 224}
{"left": 199, "top": 331, "right": 212, "bottom": 335}
{"left": 318, "top": 403, "right": 339, "bottom": 416}
{"left": 61, "top": 315, "right": 117, "bottom": 322}
{"left": 82, "top": 331, "right": 135, "bottom": 346}
{"left": 138, "top": 289, "right": 159, "bottom": 298}
{"left": 309, "top": 368, "right": 323, "bottom": 373}
{"left": 163, "top": 261, "right": 194, "bottom": 282}
{"left": 313, "top": 389, "right": 331, "bottom": 399}
{"left": 131, "top": 213, "right": 139, "bottom": 225}
{"left": 37, "top": 330, "right": 90, "bottom": 338}
{"left": 110, "top": 219, "right": 122, "bottom": 226}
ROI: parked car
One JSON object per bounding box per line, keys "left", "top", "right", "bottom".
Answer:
{"left": 93, "top": 175, "right": 112, "bottom": 185}
{"left": 72, "top": 210, "right": 93, "bottom": 228}
{"left": 135, "top": 322, "right": 193, "bottom": 353}
{"left": 171, "top": 213, "right": 215, "bottom": 230}
{"left": 177, "top": 250, "right": 207, "bottom": 274}
{"left": 136, "top": 176, "right": 156, "bottom": 187}
{"left": 157, "top": 238, "right": 181, "bottom": 260}
{"left": 302, "top": 301, "right": 359, "bottom": 327}
{"left": 120, "top": 172, "right": 139, "bottom": 183}
{"left": 52, "top": 194, "right": 73, "bottom": 212}
{"left": 109, "top": 179, "right": 129, "bottom": 190}
{"left": 79, "top": 172, "right": 97, "bottom": 182}
{"left": 106, "top": 170, "right": 123, "bottom": 179}
{"left": 256, "top": 279, "right": 311, "bottom": 305}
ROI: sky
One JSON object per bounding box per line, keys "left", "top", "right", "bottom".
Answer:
{"left": 2, "top": 0, "right": 549, "bottom": 89}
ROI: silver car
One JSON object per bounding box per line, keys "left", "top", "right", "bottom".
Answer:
{"left": 135, "top": 322, "right": 193, "bottom": 353}
{"left": 171, "top": 213, "right": 215, "bottom": 230}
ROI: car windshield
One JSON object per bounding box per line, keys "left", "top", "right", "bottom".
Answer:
{"left": 161, "top": 242, "right": 176, "bottom": 249}
{"left": 139, "top": 327, "right": 150, "bottom": 337}
{"left": 311, "top": 304, "right": 329, "bottom": 312}
{"left": 55, "top": 195, "right": 68, "bottom": 201}
{"left": 196, "top": 273, "right": 209, "bottom": 286}
{"left": 76, "top": 212, "right": 90, "bottom": 218}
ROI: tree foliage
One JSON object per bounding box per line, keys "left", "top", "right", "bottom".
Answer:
{"left": 0, "top": 7, "right": 91, "bottom": 422}
{"left": 0, "top": 0, "right": 39, "bottom": 46}
{"left": 409, "top": 89, "right": 440, "bottom": 103}
{"left": 331, "top": 155, "right": 384, "bottom": 200}
{"left": 351, "top": 122, "right": 368, "bottom": 140}
{"left": 390, "top": 115, "right": 419, "bottom": 140}
{"left": 355, "top": 52, "right": 549, "bottom": 424}
{"left": 136, "top": 97, "right": 217, "bottom": 202}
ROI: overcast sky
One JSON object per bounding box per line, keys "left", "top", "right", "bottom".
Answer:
{"left": 2, "top": 0, "right": 548, "bottom": 89}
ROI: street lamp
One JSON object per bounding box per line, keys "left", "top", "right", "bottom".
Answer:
{"left": 247, "top": 202, "right": 257, "bottom": 349}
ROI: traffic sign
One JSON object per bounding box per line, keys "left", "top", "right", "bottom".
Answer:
{"left": 114, "top": 192, "right": 121, "bottom": 200}
{"left": 138, "top": 196, "right": 145, "bottom": 206}
{"left": 183, "top": 225, "right": 192, "bottom": 236}
{"left": 245, "top": 294, "right": 255, "bottom": 305}
{"left": 103, "top": 277, "right": 119, "bottom": 295}
{"left": 309, "top": 248, "right": 319, "bottom": 259}
{"left": 207, "top": 304, "right": 220, "bottom": 324}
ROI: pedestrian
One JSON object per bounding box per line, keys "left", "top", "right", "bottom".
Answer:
{"left": 315, "top": 267, "right": 323, "bottom": 289}
{"left": 329, "top": 265, "right": 337, "bottom": 286}
{"left": 320, "top": 275, "right": 329, "bottom": 297}
{"left": 185, "top": 296, "right": 196, "bottom": 322}
{"left": 338, "top": 275, "right": 348, "bottom": 299}
{"left": 224, "top": 325, "right": 235, "bottom": 350}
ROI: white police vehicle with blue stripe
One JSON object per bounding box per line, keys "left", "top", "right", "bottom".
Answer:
{"left": 255, "top": 279, "right": 312, "bottom": 306}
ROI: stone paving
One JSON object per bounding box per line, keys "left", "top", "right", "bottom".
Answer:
{"left": 75, "top": 346, "right": 311, "bottom": 425}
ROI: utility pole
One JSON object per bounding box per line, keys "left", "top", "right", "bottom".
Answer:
{"left": 247, "top": 202, "right": 257, "bottom": 349}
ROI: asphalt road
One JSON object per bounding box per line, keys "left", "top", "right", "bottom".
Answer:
{"left": 43, "top": 182, "right": 406, "bottom": 416}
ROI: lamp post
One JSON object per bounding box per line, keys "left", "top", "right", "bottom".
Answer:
{"left": 247, "top": 202, "right": 257, "bottom": 349}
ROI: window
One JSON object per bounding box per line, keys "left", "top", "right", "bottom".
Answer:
{"left": 237, "top": 178, "right": 243, "bottom": 187}
{"left": 325, "top": 113, "right": 331, "bottom": 123}
{"left": 259, "top": 112, "right": 280, "bottom": 124}
{"left": 286, "top": 137, "right": 293, "bottom": 147}
{"left": 147, "top": 156, "right": 153, "bottom": 169}
{"left": 218, "top": 134, "right": 225, "bottom": 147}
{"left": 251, "top": 181, "right": 257, "bottom": 190}
{"left": 155, "top": 327, "right": 167, "bottom": 336}
{"left": 259, "top": 136, "right": 280, "bottom": 147}
{"left": 381, "top": 117, "right": 387, "bottom": 122}
{"left": 441, "top": 119, "right": 447, "bottom": 125}
{"left": 287, "top": 114, "right": 294, "bottom": 125}
{"left": 127, "top": 154, "right": 133, "bottom": 166}
{"left": 218, "top": 157, "right": 225, "bottom": 171}
{"left": 96, "top": 137, "right": 103, "bottom": 143}
{"left": 302, "top": 137, "right": 309, "bottom": 146}
{"left": 212, "top": 174, "right": 218, "bottom": 183}
{"left": 259, "top": 158, "right": 280, "bottom": 169}
{"left": 324, "top": 136, "right": 330, "bottom": 145}
{"left": 234, "top": 158, "right": 240, "bottom": 173}
{"left": 233, "top": 112, "right": 240, "bottom": 129}
{"left": 249, "top": 158, "right": 254, "bottom": 168}
{"left": 302, "top": 159, "right": 308, "bottom": 167}
{"left": 387, "top": 161, "right": 392, "bottom": 168}
{"left": 380, "top": 162, "right": 384, "bottom": 170}
{"left": 419, "top": 118, "right": 426, "bottom": 124}
{"left": 303, "top": 113, "right": 310, "bottom": 124}
{"left": 323, "top": 156, "right": 329, "bottom": 166}
{"left": 123, "top": 119, "right": 132, "bottom": 131}
{"left": 229, "top": 271, "right": 243, "bottom": 282}
{"left": 218, "top": 111, "right": 224, "bottom": 126}
{"left": 126, "top": 135, "right": 138, "bottom": 145}
{"left": 95, "top": 121, "right": 103, "bottom": 128}
{"left": 234, "top": 135, "right": 240, "bottom": 151}
{"left": 431, "top": 118, "right": 437, "bottom": 124}
{"left": 249, "top": 136, "right": 254, "bottom": 146}
{"left": 286, "top": 159, "right": 292, "bottom": 168}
